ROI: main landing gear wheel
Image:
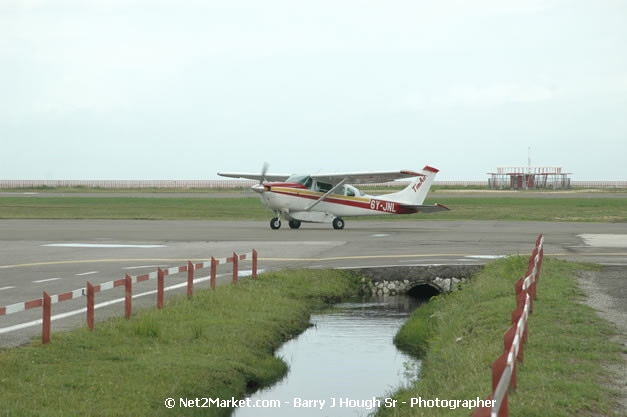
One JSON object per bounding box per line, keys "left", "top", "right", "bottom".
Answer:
{"left": 270, "top": 217, "right": 281, "bottom": 230}
{"left": 332, "top": 217, "right": 345, "bottom": 230}
{"left": 288, "top": 220, "right": 301, "bottom": 229}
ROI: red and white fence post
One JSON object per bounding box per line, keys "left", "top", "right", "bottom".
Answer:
{"left": 157, "top": 268, "right": 165, "bottom": 309}
{"left": 253, "top": 249, "right": 258, "bottom": 279}
{"left": 492, "top": 353, "right": 509, "bottom": 417}
{"left": 125, "top": 274, "right": 132, "bottom": 319}
{"left": 211, "top": 257, "right": 217, "bottom": 290}
{"left": 503, "top": 326, "right": 518, "bottom": 391}
{"left": 187, "top": 261, "right": 194, "bottom": 298}
{"left": 87, "top": 282, "right": 94, "bottom": 331}
{"left": 232, "top": 252, "right": 238, "bottom": 284}
{"left": 42, "top": 291, "right": 51, "bottom": 344}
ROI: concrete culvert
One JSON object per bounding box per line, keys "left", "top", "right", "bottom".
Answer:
{"left": 407, "top": 284, "right": 440, "bottom": 301}
{"left": 356, "top": 265, "right": 483, "bottom": 296}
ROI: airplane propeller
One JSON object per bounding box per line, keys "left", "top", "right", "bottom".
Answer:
{"left": 252, "top": 162, "right": 269, "bottom": 194}
{"left": 260, "top": 162, "right": 268, "bottom": 186}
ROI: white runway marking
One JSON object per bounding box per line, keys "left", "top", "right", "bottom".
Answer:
{"left": 370, "top": 234, "right": 390, "bottom": 237}
{"left": 578, "top": 234, "right": 627, "bottom": 248}
{"left": 0, "top": 286, "right": 15, "bottom": 291}
{"left": 32, "top": 278, "right": 61, "bottom": 283}
{"left": 75, "top": 271, "right": 98, "bottom": 276}
{"left": 122, "top": 265, "right": 169, "bottom": 270}
{"left": 0, "top": 269, "right": 264, "bottom": 335}
{"left": 43, "top": 243, "right": 166, "bottom": 248}
{"left": 465, "top": 255, "right": 506, "bottom": 259}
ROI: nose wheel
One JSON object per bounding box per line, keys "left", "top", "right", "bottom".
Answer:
{"left": 332, "top": 217, "right": 345, "bottom": 230}
{"left": 270, "top": 217, "right": 281, "bottom": 230}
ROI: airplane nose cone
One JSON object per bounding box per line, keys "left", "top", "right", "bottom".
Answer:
{"left": 251, "top": 184, "right": 264, "bottom": 193}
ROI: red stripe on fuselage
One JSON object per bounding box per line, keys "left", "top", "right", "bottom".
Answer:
{"left": 271, "top": 189, "right": 368, "bottom": 208}
{"left": 270, "top": 189, "right": 418, "bottom": 214}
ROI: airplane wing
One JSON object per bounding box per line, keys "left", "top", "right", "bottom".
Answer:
{"left": 311, "top": 170, "right": 424, "bottom": 185}
{"left": 398, "top": 203, "right": 450, "bottom": 213}
{"left": 217, "top": 172, "right": 291, "bottom": 182}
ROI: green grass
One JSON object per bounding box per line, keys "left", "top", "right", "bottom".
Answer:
{"left": 0, "top": 196, "right": 264, "bottom": 220}
{"left": 416, "top": 197, "right": 627, "bottom": 222}
{"left": 0, "top": 186, "right": 250, "bottom": 193}
{"left": 0, "top": 196, "right": 625, "bottom": 222}
{"left": 378, "top": 257, "right": 625, "bottom": 417}
{"left": 0, "top": 269, "right": 361, "bottom": 417}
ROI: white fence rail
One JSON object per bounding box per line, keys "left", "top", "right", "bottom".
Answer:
{"left": 0, "top": 180, "right": 625, "bottom": 189}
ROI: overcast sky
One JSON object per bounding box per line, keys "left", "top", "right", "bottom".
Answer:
{"left": 1, "top": 0, "right": 626, "bottom": 180}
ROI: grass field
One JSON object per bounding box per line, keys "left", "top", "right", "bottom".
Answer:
{"left": 380, "top": 257, "right": 625, "bottom": 417}
{"left": 0, "top": 186, "right": 251, "bottom": 193}
{"left": 0, "top": 269, "right": 361, "bottom": 417}
{"left": 1, "top": 260, "right": 623, "bottom": 416}
{"left": 0, "top": 195, "right": 625, "bottom": 222}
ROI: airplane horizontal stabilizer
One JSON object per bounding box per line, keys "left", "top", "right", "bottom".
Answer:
{"left": 398, "top": 203, "right": 450, "bottom": 213}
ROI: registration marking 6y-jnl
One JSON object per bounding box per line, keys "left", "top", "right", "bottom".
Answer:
{"left": 370, "top": 199, "right": 396, "bottom": 213}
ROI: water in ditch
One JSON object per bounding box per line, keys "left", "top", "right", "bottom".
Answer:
{"left": 232, "top": 295, "right": 424, "bottom": 417}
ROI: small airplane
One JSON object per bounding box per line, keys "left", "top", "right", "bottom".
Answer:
{"left": 217, "top": 165, "right": 449, "bottom": 230}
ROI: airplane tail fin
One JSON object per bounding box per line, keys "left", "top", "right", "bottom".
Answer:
{"left": 383, "top": 165, "right": 439, "bottom": 205}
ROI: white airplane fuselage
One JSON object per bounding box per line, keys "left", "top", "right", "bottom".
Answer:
{"left": 254, "top": 181, "right": 419, "bottom": 223}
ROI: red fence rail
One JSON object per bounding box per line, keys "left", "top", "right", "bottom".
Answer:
{"left": 1, "top": 250, "right": 258, "bottom": 344}
{"left": 472, "top": 235, "right": 544, "bottom": 417}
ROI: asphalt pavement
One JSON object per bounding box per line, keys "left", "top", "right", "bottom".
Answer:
{"left": 1, "top": 219, "right": 626, "bottom": 348}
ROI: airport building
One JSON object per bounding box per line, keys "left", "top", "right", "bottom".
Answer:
{"left": 488, "top": 167, "right": 572, "bottom": 190}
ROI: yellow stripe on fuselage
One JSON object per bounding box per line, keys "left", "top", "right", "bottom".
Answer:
{"left": 270, "top": 187, "right": 370, "bottom": 203}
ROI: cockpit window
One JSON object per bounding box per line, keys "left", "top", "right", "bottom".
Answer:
{"left": 315, "top": 181, "right": 333, "bottom": 193}
{"left": 345, "top": 185, "right": 363, "bottom": 197}
{"left": 286, "top": 175, "right": 313, "bottom": 188}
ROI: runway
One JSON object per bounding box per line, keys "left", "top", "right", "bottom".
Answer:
{"left": 1, "top": 219, "right": 626, "bottom": 347}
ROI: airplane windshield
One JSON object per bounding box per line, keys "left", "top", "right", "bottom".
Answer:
{"left": 286, "top": 175, "right": 313, "bottom": 188}
{"left": 346, "top": 185, "right": 365, "bottom": 197}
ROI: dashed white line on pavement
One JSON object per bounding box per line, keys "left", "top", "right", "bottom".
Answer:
{"left": 43, "top": 243, "right": 166, "bottom": 248}
{"left": 465, "top": 255, "right": 506, "bottom": 259}
{"left": 75, "top": 271, "right": 99, "bottom": 276}
{"left": 0, "top": 286, "right": 15, "bottom": 291}
{"left": 33, "top": 278, "right": 61, "bottom": 283}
